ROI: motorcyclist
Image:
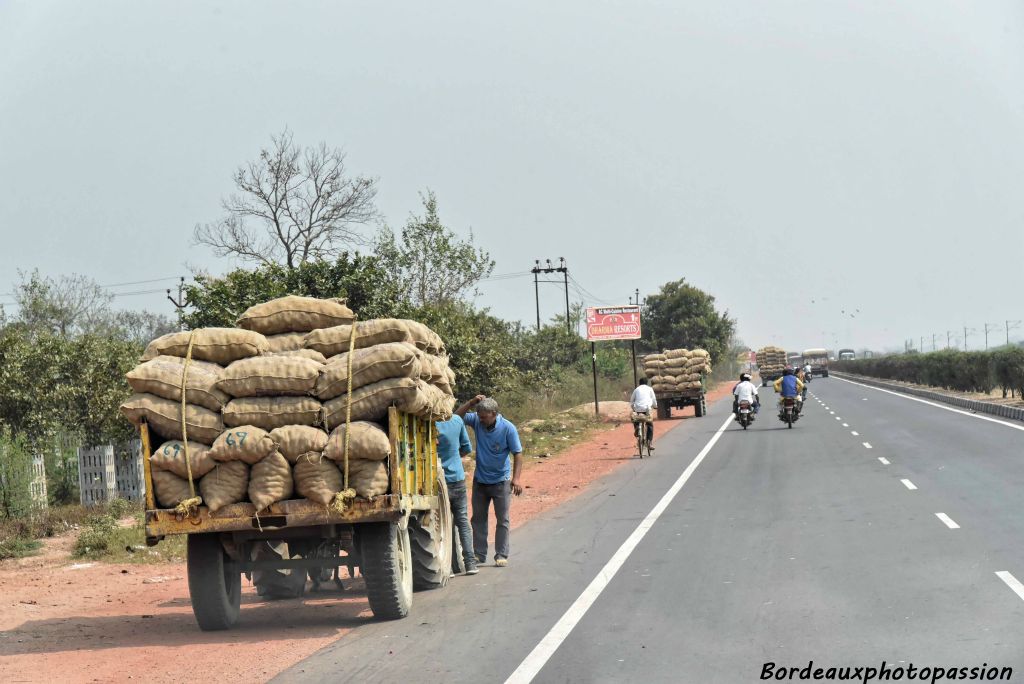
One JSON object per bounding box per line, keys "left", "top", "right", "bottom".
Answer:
{"left": 732, "top": 373, "right": 760, "bottom": 415}
{"left": 630, "top": 378, "right": 657, "bottom": 450}
{"left": 773, "top": 366, "right": 805, "bottom": 415}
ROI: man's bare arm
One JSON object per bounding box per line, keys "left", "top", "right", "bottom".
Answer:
{"left": 511, "top": 453, "right": 524, "bottom": 496}
{"left": 456, "top": 394, "right": 486, "bottom": 417}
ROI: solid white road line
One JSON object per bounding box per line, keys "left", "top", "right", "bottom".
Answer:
{"left": 878, "top": 457, "right": 890, "bottom": 465}
{"left": 836, "top": 376, "right": 1024, "bottom": 433}
{"left": 901, "top": 479, "right": 917, "bottom": 490}
{"left": 863, "top": 442, "right": 873, "bottom": 449}
{"left": 935, "top": 513, "right": 960, "bottom": 529}
{"left": 505, "top": 412, "right": 735, "bottom": 684}
{"left": 851, "top": 431, "right": 859, "bottom": 436}
{"left": 996, "top": 571, "right": 1024, "bottom": 603}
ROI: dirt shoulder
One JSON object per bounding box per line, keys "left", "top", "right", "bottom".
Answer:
{"left": 0, "top": 383, "right": 729, "bottom": 683}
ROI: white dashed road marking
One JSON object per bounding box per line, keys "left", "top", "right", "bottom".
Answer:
{"left": 862, "top": 442, "right": 872, "bottom": 449}
{"left": 842, "top": 423, "right": 849, "bottom": 427}
{"left": 996, "top": 572, "right": 1024, "bottom": 603}
{"left": 901, "top": 479, "right": 917, "bottom": 490}
{"left": 851, "top": 431, "right": 859, "bottom": 436}
{"left": 878, "top": 457, "right": 890, "bottom": 465}
{"left": 935, "top": 513, "right": 959, "bottom": 529}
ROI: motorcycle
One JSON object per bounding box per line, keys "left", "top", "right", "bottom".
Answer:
{"left": 778, "top": 397, "right": 799, "bottom": 428}
{"left": 735, "top": 400, "right": 755, "bottom": 429}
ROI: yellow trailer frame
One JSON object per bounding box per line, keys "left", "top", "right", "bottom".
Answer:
{"left": 143, "top": 407, "right": 440, "bottom": 543}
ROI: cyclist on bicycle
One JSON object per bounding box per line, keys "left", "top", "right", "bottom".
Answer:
{"left": 630, "top": 378, "right": 657, "bottom": 450}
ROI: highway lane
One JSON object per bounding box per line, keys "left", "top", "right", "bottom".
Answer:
{"left": 279, "top": 383, "right": 1024, "bottom": 683}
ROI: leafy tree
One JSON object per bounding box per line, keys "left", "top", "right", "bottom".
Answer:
{"left": 183, "top": 254, "right": 403, "bottom": 328}
{"left": 194, "top": 130, "right": 378, "bottom": 268}
{"left": 375, "top": 191, "right": 495, "bottom": 307}
{"left": 642, "top": 279, "right": 736, "bottom": 362}
{"left": 0, "top": 329, "right": 139, "bottom": 449}
{"left": 0, "top": 429, "right": 33, "bottom": 519}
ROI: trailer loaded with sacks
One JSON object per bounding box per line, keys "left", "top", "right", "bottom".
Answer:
{"left": 642, "top": 348, "right": 712, "bottom": 419}
{"left": 120, "top": 296, "right": 461, "bottom": 629}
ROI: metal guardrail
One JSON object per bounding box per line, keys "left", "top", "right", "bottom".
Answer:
{"left": 832, "top": 372, "right": 1024, "bottom": 422}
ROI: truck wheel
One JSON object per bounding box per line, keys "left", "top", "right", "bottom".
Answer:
{"left": 657, "top": 400, "right": 670, "bottom": 420}
{"left": 359, "top": 521, "right": 413, "bottom": 620}
{"left": 409, "top": 475, "right": 454, "bottom": 591}
{"left": 187, "top": 533, "right": 241, "bottom": 631}
{"left": 694, "top": 398, "right": 705, "bottom": 418}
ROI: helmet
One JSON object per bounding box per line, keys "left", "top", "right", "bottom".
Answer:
{"left": 783, "top": 366, "right": 794, "bottom": 375}
{"left": 740, "top": 373, "right": 751, "bottom": 382}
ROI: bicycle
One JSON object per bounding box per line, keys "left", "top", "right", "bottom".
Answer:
{"left": 631, "top": 411, "right": 653, "bottom": 458}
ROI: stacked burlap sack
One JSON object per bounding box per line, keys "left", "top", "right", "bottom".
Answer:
{"left": 643, "top": 348, "right": 711, "bottom": 392}
{"left": 755, "top": 345, "right": 787, "bottom": 378}
{"left": 120, "top": 295, "right": 455, "bottom": 513}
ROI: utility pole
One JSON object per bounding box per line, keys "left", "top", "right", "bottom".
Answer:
{"left": 531, "top": 258, "right": 570, "bottom": 334}
{"left": 166, "top": 276, "right": 188, "bottom": 330}
{"left": 963, "top": 326, "right": 976, "bottom": 351}
{"left": 932, "top": 333, "right": 937, "bottom": 352}
{"left": 920, "top": 336, "right": 924, "bottom": 353}
{"left": 947, "top": 330, "right": 954, "bottom": 349}
{"left": 983, "top": 323, "right": 999, "bottom": 350}
{"left": 628, "top": 288, "right": 642, "bottom": 387}
{"left": 1008, "top": 320, "right": 1022, "bottom": 347}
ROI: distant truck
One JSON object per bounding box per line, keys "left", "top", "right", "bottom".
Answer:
{"left": 838, "top": 349, "right": 856, "bottom": 361}
{"left": 655, "top": 377, "right": 708, "bottom": 419}
{"left": 801, "top": 348, "right": 830, "bottom": 377}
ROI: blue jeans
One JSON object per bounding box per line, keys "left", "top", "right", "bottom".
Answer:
{"left": 472, "top": 479, "right": 511, "bottom": 561}
{"left": 447, "top": 479, "right": 476, "bottom": 569}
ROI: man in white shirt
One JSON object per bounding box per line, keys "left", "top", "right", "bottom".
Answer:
{"left": 630, "top": 378, "right": 658, "bottom": 448}
{"left": 733, "top": 373, "right": 760, "bottom": 415}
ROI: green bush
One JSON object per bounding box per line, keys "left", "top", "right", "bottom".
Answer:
{"left": 73, "top": 513, "right": 118, "bottom": 557}
{"left": 0, "top": 536, "right": 42, "bottom": 560}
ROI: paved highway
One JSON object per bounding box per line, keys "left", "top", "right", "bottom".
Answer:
{"left": 278, "top": 377, "right": 1024, "bottom": 683}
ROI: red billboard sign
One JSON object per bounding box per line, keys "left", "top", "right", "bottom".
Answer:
{"left": 586, "top": 306, "right": 642, "bottom": 341}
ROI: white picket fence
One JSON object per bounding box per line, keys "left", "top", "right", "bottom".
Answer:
{"left": 78, "top": 440, "right": 146, "bottom": 506}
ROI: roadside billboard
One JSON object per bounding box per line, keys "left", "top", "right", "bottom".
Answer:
{"left": 585, "top": 306, "right": 642, "bottom": 341}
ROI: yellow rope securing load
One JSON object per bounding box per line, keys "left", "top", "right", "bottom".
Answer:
{"left": 175, "top": 331, "right": 203, "bottom": 518}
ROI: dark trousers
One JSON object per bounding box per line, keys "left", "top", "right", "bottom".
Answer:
{"left": 472, "top": 479, "right": 511, "bottom": 561}
{"left": 447, "top": 479, "right": 476, "bottom": 568}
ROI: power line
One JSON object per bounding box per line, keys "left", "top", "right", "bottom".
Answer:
{"left": 0, "top": 275, "right": 180, "bottom": 298}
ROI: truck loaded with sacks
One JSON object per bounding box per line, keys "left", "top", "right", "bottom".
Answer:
{"left": 119, "top": 296, "right": 460, "bottom": 629}
{"left": 642, "top": 348, "right": 712, "bottom": 419}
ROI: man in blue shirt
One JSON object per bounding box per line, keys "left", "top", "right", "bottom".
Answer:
{"left": 436, "top": 413, "right": 478, "bottom": 575}
{"left": 457, "top": 395, "right": 524, "bottom": 567}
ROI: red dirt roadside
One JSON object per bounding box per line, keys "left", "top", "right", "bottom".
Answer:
{"left": 0, "top": 383, "right": 731, "bottom": 683}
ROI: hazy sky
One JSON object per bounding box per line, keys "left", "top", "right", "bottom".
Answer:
{"left": 1, "top": 1, "right": 1022, "bottom": 352}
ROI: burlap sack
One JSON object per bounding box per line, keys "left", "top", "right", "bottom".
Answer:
{"left": 664, "top": 358, "right": 689, "bottom": 371}
{"left": 315, "top": 342, "right": 422, "bottom": 400}
{"left": 692, "top": 349, "right": 710, "bottom": 358}
{"left": 645, "top": 354, "right": 667, "bottom": 362}
{"left": 323, "top": 377, "right": 419, "bottom": 425}
{"left": 293, "top": 453, "right": 343, "bottom": 505}
{"left": 146, "top": 328, "right": 269, "bottom": 365}
{"left": 665, "top": 349, "right": 691, "bottom": 359}
{"left": 223, "top": 397, "right": 323, "bottom": 431}
{"left": 150, "top": 440, "right": 216, "bottom": 479}
{"left": 444, "top": 366, "right": 456, "bottom": 386}
{"left": 417, "top": 381, "right": 456, "bottom": 420}
{"left": 248, "top": 451, "right": 294, "bottom": 511}
{"left": 404, "top": 320, "right": 445, "bottom": 354}
{"left": 218, "top": 356, "right": 322, "bottom": 398}
{"left": 126, "top": 356, "right": 227, "bottom": 412}
{"left": 267, "top": 349, "right": 328, "bottom": 364}
{"left": 305, "top": 319, "right": 414, "bottom": 357}
{"left": 347, "top": 459, "right": 389, "bottom": 498}
{"left": 199, "top": 461, "right": 250, "bottom": 512}
{"left": 324, "top": 422, "right": 391, "bottom": 462}
{"left": 266, "top": 332, "right": 308, "bottom": 353}
{"left": 151, "top": 469, "right": 194, "bottom": 508}
{"left": 435, "top": 380, "right": 454, "bottom": 397}
{"left": 418, "top": 353, "right": 448, "bottom": 383}
{"left": 237, "top": 295, "right": 354, "bottom": 335}
{"left": 209, "top": 426, "right": 278, "bottom": 465}
{"left": 120, "top": 394, "right": 224, "bottom": 445}
{"left": 270, "top": 425, "right": 329, "bottom": 463}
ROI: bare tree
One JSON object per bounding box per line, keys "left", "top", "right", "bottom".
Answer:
{"left": 14, "top": 270, "right": 114, "bottom": 337}
{"left": 195, "top": 130, "right": 378, "bottom": 268}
